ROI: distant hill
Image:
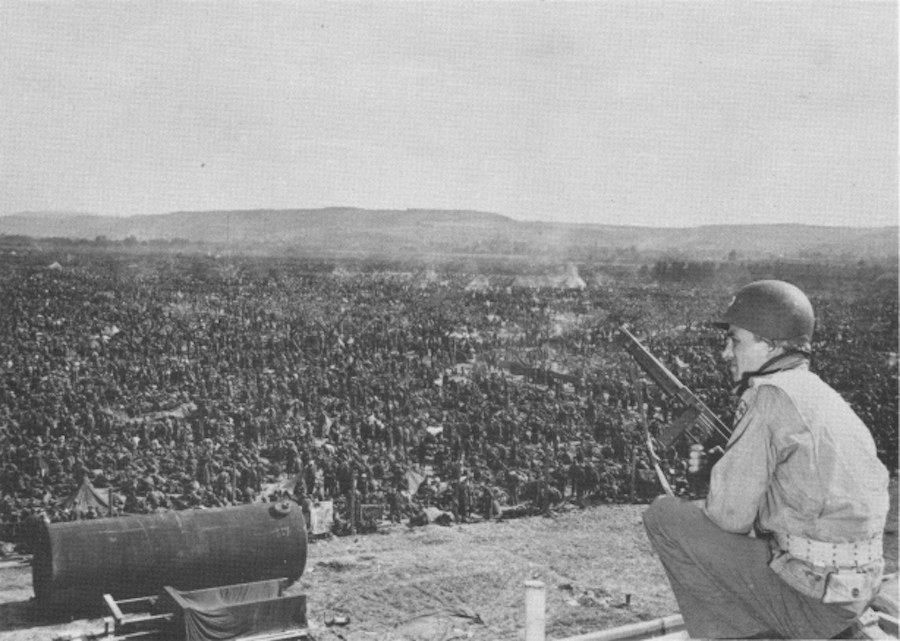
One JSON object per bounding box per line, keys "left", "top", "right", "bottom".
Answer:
{"left": 0, "top": 208, "right": 895, "bottom": 262}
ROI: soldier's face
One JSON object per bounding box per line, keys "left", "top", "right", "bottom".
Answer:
{"left": 721, "top": 325, "right": 777, "bottom": 383}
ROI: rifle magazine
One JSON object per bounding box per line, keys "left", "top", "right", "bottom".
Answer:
{"left": 658, "top": 406, "right": 718, "bottom": 449}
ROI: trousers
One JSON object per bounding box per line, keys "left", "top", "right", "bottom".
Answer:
{"left": 642, "top": 496, "right": 859, "bottom": 639}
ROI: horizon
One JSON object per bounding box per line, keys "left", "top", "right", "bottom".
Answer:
{"left": 4, "top": 207, "right": 897, "bottom": 231}
{"left": 1, "top": 2, "right": 897, "bottom": 228}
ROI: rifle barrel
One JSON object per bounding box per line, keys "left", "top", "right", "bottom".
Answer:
{"left": 617, "top": 327, "right": 685, "bottom": 397}
{"left": 617, "top": 326, "right": 731, "bottom": 447}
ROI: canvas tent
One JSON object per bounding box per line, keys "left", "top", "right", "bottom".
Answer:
{"left": 309, "top": 501, "right": 333, "bottom": 536}
{"left": 464, "top": 275, "right": 492, "bottom": 292}
{"left": 60, "top": 478, "right": 112, "bottom": 518}
{"left": 404, "top": 469, "right": 426, "bottom": 496}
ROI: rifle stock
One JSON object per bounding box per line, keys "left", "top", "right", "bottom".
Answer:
{"left": 617, "top": 326, "right": 730, "bottom": 449}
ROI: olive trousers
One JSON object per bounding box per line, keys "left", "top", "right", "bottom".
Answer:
{"left": 642, "top": 496, "right": 858, "bottom": 639}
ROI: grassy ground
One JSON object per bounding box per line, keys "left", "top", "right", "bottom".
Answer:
{"left": 0, "top": 482, "right": 895, "bottom": 641}
{"left": 0, "top": 502, "right": 675, "bottom": 641}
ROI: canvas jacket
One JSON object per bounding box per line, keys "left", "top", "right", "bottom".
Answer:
{"left": 702, "top": 356, "right": 889, "bottom": 604}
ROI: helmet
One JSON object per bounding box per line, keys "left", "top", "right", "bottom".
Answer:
{"left": 714, "top": 280, "right": 815, "bottom": 343}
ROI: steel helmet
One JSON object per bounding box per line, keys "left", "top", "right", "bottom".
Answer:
{"left": 714, "top": 280, "right": 815, "bottom": 343}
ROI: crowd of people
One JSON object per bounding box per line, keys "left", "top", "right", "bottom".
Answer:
{"left": 0, "top": 251, "right": 895, "bottom": 545}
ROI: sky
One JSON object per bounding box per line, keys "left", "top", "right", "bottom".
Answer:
{"left": 0, "top": 2, "right": 896, "bottom": 227}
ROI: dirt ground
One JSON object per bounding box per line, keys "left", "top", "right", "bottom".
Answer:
{"left": 0, "top": 484, "right": 896, "bottom": 641}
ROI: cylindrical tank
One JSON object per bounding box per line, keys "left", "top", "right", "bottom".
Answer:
{"left": 33, "top": 501, "right": 307, "bottom": 611}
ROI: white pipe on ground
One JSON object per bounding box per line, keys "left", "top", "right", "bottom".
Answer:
{"left": 524, "top": 580, "right": 546, "bottom": 641}
{"left": 557, "top": 614, "right": 685, "bottom": 641}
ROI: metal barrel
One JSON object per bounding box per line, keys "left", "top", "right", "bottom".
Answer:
{"left": 33, "top": 501, "right": 307, "bottom": 612}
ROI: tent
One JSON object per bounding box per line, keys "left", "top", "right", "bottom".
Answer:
{"left": 60, "top": 478, "right": 112, "bottom": 517}
{"left": 404, "top": 469, "right": 426, "bottom": 495}
{"left": 464, "top": 275, "right": 492, "bottom": 292}
{"left": 309, "top": 501, "right": 333, "bottom": 536}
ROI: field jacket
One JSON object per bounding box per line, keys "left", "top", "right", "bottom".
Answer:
{"left": 703, "top": 357, "right": 889, "bottom": 605}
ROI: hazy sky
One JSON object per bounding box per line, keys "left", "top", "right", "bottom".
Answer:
{"left": 1, "top": 2, "right": 896, "bottom": 227}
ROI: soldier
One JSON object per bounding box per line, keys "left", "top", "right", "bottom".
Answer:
{"left": 479, "top": 483, "right": 496, "bottom": 521}
{"left": 506, "top": 469, "right": 520, "bottom": 506}
{"left": 581, "top": 458, "right": 598, "bottom": 504}
{"left": 455, "top": 475, "right": 471, "bottom": 524}
{"left": 386, "top": 482, "right": 402, "bottom": 524}
{"left": 303, "top": 454, "right": 317, "bottom": 499}
{"left": 643, "top": 280, "right": 889, "bottom": 639}
{"left": 568, "top": 456, "right": 584, "bottom": 506}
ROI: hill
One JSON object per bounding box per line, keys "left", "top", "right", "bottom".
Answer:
{"left": 0, "top": 208, "right": 895, "bottom": 262}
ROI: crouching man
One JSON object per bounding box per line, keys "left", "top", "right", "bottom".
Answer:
{"left": 643, "top": 280, "right": 889, "bottom": 639}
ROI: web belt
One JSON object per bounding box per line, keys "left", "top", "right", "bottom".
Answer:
{"left": 774, "top": 531, "right": 883, "bottom": 568}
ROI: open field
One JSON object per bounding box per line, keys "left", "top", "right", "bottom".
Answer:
{"left": 0, "top": 483, "right": 896, "bottom": 641}
{"left": 0, "top": 503, "right": 712, "bottom": 641}
{"left": 0, "top": 250, "right": 895, "bottom": 640}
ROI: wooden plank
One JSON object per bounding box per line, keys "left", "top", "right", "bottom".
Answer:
{"left": 117, "top": 596, "right": 159, "bottom": 614}
{"left": 876, "top": 612, "right": 898, "bottom": 637}
{"left": 103, "top": 593, "right": 125, "bottom": 623}
{"left": 113, "top": 630, "right": 165, "bottom": 640}
{"left": 118, "top": 613, "right": 171, "bottom": 634}
{"left": 850, "top": 609, "right": 897, "bottom": 640}
{"left": 237, "top": 629, "right": 309, "bottom": 641}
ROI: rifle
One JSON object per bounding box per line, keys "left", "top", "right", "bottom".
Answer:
{"left": 616, "top": 326, "right": 731, "bottom": 449}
